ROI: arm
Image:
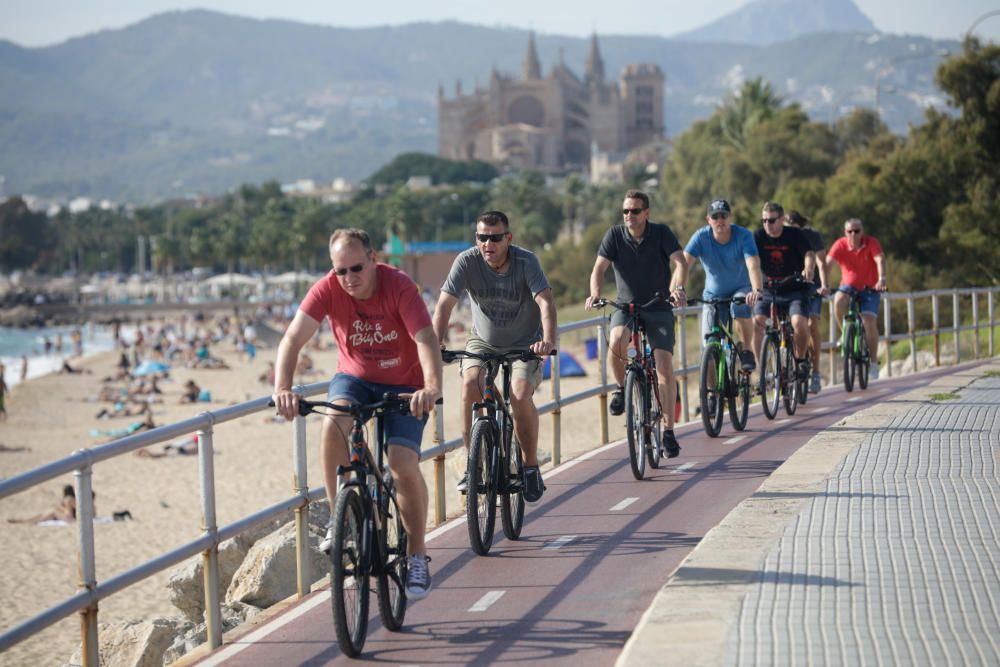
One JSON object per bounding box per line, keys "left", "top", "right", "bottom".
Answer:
{"left": 683, "top": 250, "right": 698, "bottom": 268}
{"left": 668, "top": 249, "right": 688, "bottom": 307}
{"left": 431, "top": 292, "right": 459, "bottom": 346}
{"left": 874, "top": 254, "right": 887, "bottom": 291}
{"left": 410, "top": 326, "right": 444, "bottom": 419}
{"left": 803, "top": 251, "right": 816, "bottom": 284}
{"left": 585, "top": 256, "right": 612, "bottom": 309}
{"left": 745, "top": 255, "right": 763, "bottom": 306}
{"left": 531, "top": 288, "right": 558, "bottom": 355}
{"left": 816, "top": 250, "right": 830, "bottom": 295}
{"left": 272, "top": 310, "right": 321, "bottom": 420}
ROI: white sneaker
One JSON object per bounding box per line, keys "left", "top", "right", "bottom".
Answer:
{"left": 405, "top": 554, "right": 432, "bottom": 600}
{"left": 319, "top": 521, "right": 334, "bottom": 554}
{"left": 869, "top": 362, "right": 880, "bottom": 380}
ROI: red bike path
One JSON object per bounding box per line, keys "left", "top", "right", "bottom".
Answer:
{"left": 192, "top": 364, "right": 973, "bottom": 667}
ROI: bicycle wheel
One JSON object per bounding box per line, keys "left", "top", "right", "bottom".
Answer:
{"left": 782, "top": 344, "right": 798, "bottom": 416}
{"left": 728, "top": 354, "right": 750, "bottom": 431}
{"left": 466, "top": 418, "right": 497, "bottom": 555}
{"left": 330, "top": 487, "right": 369, "bottom": 658}
{"left": 625, "top": 369, "right": 646, "bottom": 480}
{"left": 857, "top": 326, "right": 871, "bottom": 389}
{"left": 843, "top": 322, "right": 856, "bottom": 392}
{"left": 797, "top": 359, "right": 810, "bottom": 405}
{"left": 760, "top": 336, "right": 780, "bottom": 420}
{"left": 699, "top": 345, "right": 724, "bottom": 437}
{"left": 500, "top": 435, "right": 525, "bottom": 540}
{"left": 375, "top": 476, "right": 407, "bottom": 632}
{"left": 646, "top": 381, "right": 662, "bottom": 469}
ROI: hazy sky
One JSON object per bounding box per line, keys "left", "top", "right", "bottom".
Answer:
{"left": 1, "top": 0, "right": 999, "bottom": 46}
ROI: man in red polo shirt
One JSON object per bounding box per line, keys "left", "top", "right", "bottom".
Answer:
{"left": 826, "top": 218, "right": 887, "bottom": 379}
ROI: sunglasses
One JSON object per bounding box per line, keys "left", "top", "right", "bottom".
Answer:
{"left": 846, "top": 229, "right": 862, "bottom": 234}
{"left": 476, "top": 232, "right": 508, "bottom": 243}
{"left": 622, "top": 207, "right": 646, "bottom": 215}
{"left": 710, "top": 212, "right": 730, "bottom": 220}
{"left": 334, "top": 263, "right": 366, "bottom": 276}
{"left": 762, "top": 217, "right": 781, "bottom": 224}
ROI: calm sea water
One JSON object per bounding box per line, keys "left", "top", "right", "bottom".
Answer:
{"left": 0, "top": 324, "right": 116, "bottom": 387}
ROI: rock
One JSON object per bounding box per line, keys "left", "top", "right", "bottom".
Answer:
{"left": 67, "top": 617, "right": 186, "bottom": 667}
{"left": 225, "top": 521, "right": 328, "bottom": 608}
{"left": 167, "top": 537, "right": 250, "bottom": 623}
{"left": 162, "top": 601, "right": 261, "bottom": 664}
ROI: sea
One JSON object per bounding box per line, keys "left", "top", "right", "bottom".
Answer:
{"left": 0, "top": 324, "right": 119, "bottom": 387}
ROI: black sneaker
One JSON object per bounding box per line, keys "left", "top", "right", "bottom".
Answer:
{"left": 457, "top": 470, "right": 468, "bottom": 494}
{"left": 523, "top": 465, "right": 545, "bottom": 503}
{"left": 739, "top": 350, "right": 756, "bottom": 372}
{"left": 663, "top": 432, "right": 681, "bottom": 458}
{"left": 609, "top": 388, "right": 625, "bottom": 416}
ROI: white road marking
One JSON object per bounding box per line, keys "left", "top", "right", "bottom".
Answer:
{"left": 845, "top": 397, "right": 863, "bottom": 402}
{"left": 810, "top": 406, "right": 830, "bottom": 413}
{"left": 776, "top": 418, "right": 791, "bottom": 424}
{"left": 723, "top": 435, "right": 747, "bottom": 445}
{"left": 544, "top": 535, "right": 577, "bottom": 550}
{"left": 672, "top": 461, "right": 696, "bottom": 474}
{"left": 609, "top": 497, "right": 640, "bottom": 511}
{"left": 469, "top": 590, "right": 506, "bottom": 612}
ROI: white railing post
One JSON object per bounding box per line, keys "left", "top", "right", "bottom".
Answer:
{"left": 75, "top": 458, "right": 99, "bottom": 667}
{"left": 932, "top": 293, "right": 941, "bottom": 367}
{"left": 197, "top": 420, "right": 222, "bottom": 649}
{"left": 829, "top": 299, "right": 837, "bottom": 384}
{"left": 598, "top": 323, "right": 609, "bottom": 444}
{"left": 292, "top": 411, "right": 310, "bottom": 597}
{"left": 551, "top": 349, "right": 562, "bottom": 466}
{"left": 989, "top": 289, "right": 996, "bottom": 358}
{"left": 883, "top": 293, "right": 892, "bottom": 377}
{"left": 678, "top": 309, "right": 689, "bottom": 423}
{"left": 972, "top": 290, "right": 980, "bottom": 359}
{"left": 953, "top": 291, "right": 961, "bottom": 363}
{"left": 433, "top": 405, "right": 446, "bottom": 525}
{"left": 907, "top": 295, "right": 917, "bottom": 373}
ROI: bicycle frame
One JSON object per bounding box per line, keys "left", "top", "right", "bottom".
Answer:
{"left": 623, "top": 304, "right": 663, "bottom": 415}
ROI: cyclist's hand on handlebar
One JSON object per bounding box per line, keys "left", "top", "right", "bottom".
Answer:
{"left": 272, "top": 388, "right": 299, "bottom": 421}
{"left": 585, "top": 295, "right": 601, "bottom": 310}
{"left": 745, "top": 290, "right": 761, "bottom": 307}
{"left": 530, "top": 339, "right": 555, "bottom": 356}
{"left": 817, "top": 286, "right": 831, "bottom": 297}
{"left": 875, "top": 277, "right": 887, "bottom": 292}
{"left": 404, "top": 387, "right": 441, "bottom": 420}
{"left": 671, "top": 287, "right": 687, "bottom": 308}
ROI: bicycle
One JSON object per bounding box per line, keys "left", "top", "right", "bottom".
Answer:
{"left": 689, "top": 297, "right": 752, "bottom": 437}
{"left": 840, "top": 287, "right": 878, "bottom": 392}
{"left": 759, "top": 277, "right": 809, "bottom": 419}
{"left": 270, "top": 394, "right": 428, "bottom": 657}
{"left": 591, "top": 294, "right": 672, "bottom": 480}
{"left": 442, "top": 348, "right": 551, "bottom": 556}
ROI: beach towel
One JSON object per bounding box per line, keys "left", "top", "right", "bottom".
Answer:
{"left": 89, "top": 421, "right": 147, "bottom": 438}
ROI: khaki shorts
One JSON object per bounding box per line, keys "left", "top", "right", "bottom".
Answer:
{"left": 460, "top": 336, "right": 543, "bottom": 390}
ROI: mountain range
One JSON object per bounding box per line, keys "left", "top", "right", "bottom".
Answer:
{"left": 0, "top": 0, "right": 957, "bottom": 203}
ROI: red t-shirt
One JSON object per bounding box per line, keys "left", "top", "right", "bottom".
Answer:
{"left": 299, "top": 264, "right": 431, "bottom": 386}
{"left": 828, "top": 236, "right": 883, "bottom": 290}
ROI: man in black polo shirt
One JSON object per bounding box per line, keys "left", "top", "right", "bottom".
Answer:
{"left": 784, "top": 210, "right": 829, "bottom": 393}
{"left": 585, "top": 189, "right": 688, "bottom": 457}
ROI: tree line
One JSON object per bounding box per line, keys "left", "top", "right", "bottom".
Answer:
{"left": 1, "top": 39, "right": 996, "bottom": 302}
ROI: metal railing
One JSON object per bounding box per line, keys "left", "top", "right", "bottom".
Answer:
{"left": 1, "top": 286, "right": 996, "bottom": 664}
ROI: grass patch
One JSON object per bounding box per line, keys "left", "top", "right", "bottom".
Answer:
{"left": 929, "top": 392, "right": 960, "bottom": 401}
{"left": 984, "top": 370, "right": 1000, "bottom": 378}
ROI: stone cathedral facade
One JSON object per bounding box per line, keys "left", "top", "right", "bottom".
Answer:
{"left": 437, "top": 33, "right": 664, "bottom": 172}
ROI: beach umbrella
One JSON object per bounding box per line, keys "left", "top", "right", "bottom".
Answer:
{"left": 132, "top": 360, "right": 171, "bottom": 376}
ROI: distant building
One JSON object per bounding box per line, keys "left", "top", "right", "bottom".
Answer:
{"left": 437, "top": 33, "right": 665, "bottom": 173}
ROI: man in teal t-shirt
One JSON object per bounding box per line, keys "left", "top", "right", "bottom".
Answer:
{"left": 683, "top": 199, "right": 763, "bottom": 369}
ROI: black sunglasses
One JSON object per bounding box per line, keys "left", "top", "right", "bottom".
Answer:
{"left": 761, "top": 217, "right": 781, "bottom": 224}
{"left": 622, "top": 207, "right": 646, "bottom": 215}
{"left": 846, "top": 229, "right": 862, "bottom": 234}
{"left": 334, "top": 263, "right": 365, "bottom": 276}
{"left": 476, "top": 232, "right": 508, "bottom": 243}
{"left": 710, "top": 212, "right": 730, "bottom": 220}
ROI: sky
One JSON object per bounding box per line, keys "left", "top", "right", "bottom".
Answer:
{"left": 1, "top": 0, "right": 999, "bottom": 46}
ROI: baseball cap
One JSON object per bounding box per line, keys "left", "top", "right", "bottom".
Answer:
{"left": 707, "top": 199, "right": 731, "bottom": 215}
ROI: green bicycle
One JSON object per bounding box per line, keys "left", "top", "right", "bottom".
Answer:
{"left": 840, "top": 287, "right": 877, "bottom": 392}
{"left": 690, "top": 297, "right": 753, "bottom": 437}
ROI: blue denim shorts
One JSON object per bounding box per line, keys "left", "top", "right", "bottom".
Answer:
{"left": 838, "top": 286, "right": 880, "bottom": 315}
{"left": 326, "top": 373, "right": 426, "bottom": 453}
{"left": 807, "top": 293, "right": 824, "bottom": 318}
{"left": 700, "top": 291, "right": 752, "bottom": 339}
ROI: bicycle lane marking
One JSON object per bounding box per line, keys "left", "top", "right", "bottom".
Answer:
{"left": 610, "top": 497, "right": 640, "bottom": 511}
{"left": 672, "top": 462, "right": 696, "bottom": 474}
{"left": 723, "top": 435, "right": 747, "bottom": 445}
{"left": 544, "top": 535, "right": 578, "bottom": 550}
{"left": 469, "top": 591, "right": 506, "bottom": 612}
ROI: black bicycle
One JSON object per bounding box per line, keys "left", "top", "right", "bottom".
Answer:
{"left": 759, "top": 277, "right": 809, "bottom": 419}
{"left": 442, "top": 348, "right": 551, "bottom": 555}
{"left": 271, "top": 394, "right": 426, "bottom": 657}
{"left": 689, "top": 297, "right": 752, "bottom": 437}
{"left": 591, "top": 294, "right": 672, "bottom": 479}
{"left": 840, "top": 287, "right": 878, "bottom": 392}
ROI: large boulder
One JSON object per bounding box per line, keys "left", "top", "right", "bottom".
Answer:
{"left": 67, "top": 617, "right": 186, "bottom": 667}
{"left": 166, "top": 537, "right": 250, "bottom": 623}
{"left": 162, "top": 601, "right": 262, "bottom": 664}
{"left": 225, "top": 521, "right": 329, "bottom": 608}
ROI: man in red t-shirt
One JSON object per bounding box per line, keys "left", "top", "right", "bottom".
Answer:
{"left": 826, "top": 218, "right": 888, "bottom": 379}
{"left": 272, "top": 228, "right": 442, "bottom": 600}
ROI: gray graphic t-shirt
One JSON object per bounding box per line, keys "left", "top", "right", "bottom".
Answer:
{"left": 440, "top": 245, "right": 550, "bottom": 348}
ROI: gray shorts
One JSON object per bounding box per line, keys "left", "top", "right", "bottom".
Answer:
{"left": 460, "top": 336, "right": 543, "bottom": 389}
{"left": 610, "top": 308, "right": 676, "bottom": 354}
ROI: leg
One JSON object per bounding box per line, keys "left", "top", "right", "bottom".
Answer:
{"left": 862, "top": 313, "right": 880, "bottom": 364}
{"left": 809, "top": 317, "right": 822, "bottom": 367}
{"left": 509, "top": 379, "right": 539, "bottom": 466}
{"left": 608, "top": 325, "right": 629, "bottom": 388}
{"left": 459, "top": 366, "right": 484, "bottom": 452}
{"left": 752, "top": 315, "right": 768, "bottom": 366}
{"left": 792, "top": 314, "right": 810, "bottom": 360}
{"left": 386, "top": 446, "right": 428, "bottom": 555}
{"left": 319, "top": 413, "right": 354, "bottom": 511}
{"left": 652, "top": 348, "right": 676, "bottom": 429}
{"left": 833, "top": 291, "right": 849, "bottom": 333}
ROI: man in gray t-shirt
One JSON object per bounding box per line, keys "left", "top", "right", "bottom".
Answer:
{"left": 432, "top": 211, "right": 557, "bottom": 502}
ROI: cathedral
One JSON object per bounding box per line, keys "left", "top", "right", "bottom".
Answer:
{"left": 437, "top": 33, "right": 665, "bottom": 173}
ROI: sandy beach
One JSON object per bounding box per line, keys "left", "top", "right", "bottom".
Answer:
{"left": 0, "top": 320, "right": 631, "bottom": 666}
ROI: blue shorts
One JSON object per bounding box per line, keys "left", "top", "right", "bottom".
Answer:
{"left": 753, "top": 289, "right": 809, "bottom": 319}
{"left": 807, "top": 293, "right": 824, "bottom": 318}
{"left": 326, "top": 373, "right": 426, "bottom": 454}
{"left": 838, "top": 286, "right": 880, "bottom": 315}
{"left": 700, "top": 291, "right": 752, "bottom": 340}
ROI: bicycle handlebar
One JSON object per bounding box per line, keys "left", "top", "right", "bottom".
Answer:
{"left": 688, "top": 296, "right": 747, "bottom": 306}
{"left": 763, "top": 275, "right": 811, "bottom": 291}
{"left": 590, "top": 292, "right": 674, "bottom": 311}
{"left": 267, "top": 393, "right": 443, "bottom": 418}
{"left": 441, "top": 348, "right": 555, "bottom": 364}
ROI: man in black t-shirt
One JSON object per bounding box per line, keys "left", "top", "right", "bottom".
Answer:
{"left": 752, "top": 201, "right": 817, "bottom": 374}
{"left": 585, "top": 189, "right": 688, "bottom": 457}
{"left": 785, "top": 210, "right": 829, "bottom": 393}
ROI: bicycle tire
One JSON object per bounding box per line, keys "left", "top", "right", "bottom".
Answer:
{"left": 466, "top": 418, "right": 497, "bottom": 555}
{"left": 500, "top": 434, "right": 525, "bottom": 540}
{"left": 728, "top": 357, "right": 750, "bottom": 431}
{"left": 330, "top": 487, "right": 369, "bottom": 658}
{"left": 375, "top": 477, "right": 407, "bottom": 632}
{"left": 699, "top": 345, "right": 724, "bottom": 437}
{"left": 858, "top": 325, "right": 871, "bottom": 389}
{"left": 646, "top": 379, "right": 663, "bottom": 469}
{"left": 760, "top": 336, "right": 780, "bottom": 420}
{"left": 843, "top": 322, "right": 856, "bottom": 392}
{"left": 625, "top": 370, "right": 646, "bottom": 480}
{"left": 797, "top": 358, "right": 810, "bottom": 405}
{"left": 782, "top": 344, "right": 798, "bottom": 416}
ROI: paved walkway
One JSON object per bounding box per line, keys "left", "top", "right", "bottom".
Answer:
{"left": 619, "top": 361, "right": 1000, "bottom": 666}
